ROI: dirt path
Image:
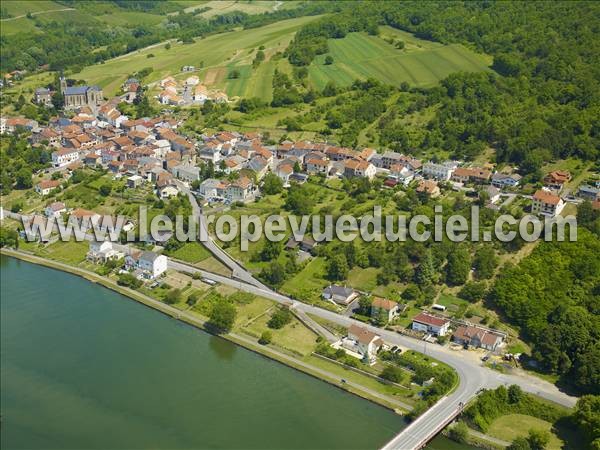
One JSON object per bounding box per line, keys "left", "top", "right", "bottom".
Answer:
{"left": 1, "top": 7, "right": 75, "bottom": 21}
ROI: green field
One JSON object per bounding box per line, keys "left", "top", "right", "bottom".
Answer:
{"left": 309, "top": 31, "right": 491, "bottom": 90}
{"left": 75, "top": 15, "right": 321, "bottom": 97}
{"left": 488, "top": 414, "right": 563, "bottom": 449}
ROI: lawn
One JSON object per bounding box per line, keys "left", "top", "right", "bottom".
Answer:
{"left": 32, "top": 240, "right": 90, "bottom": 265}
{"left": 167, "top": 242, "right": 211, "bottom": 264}
{"left": 488, "top": 414, "right": 563, "bottom": 449}
{"left": 281, "top": 257, "right": 328, "bottom": 300}
{"left": 308, "top": 31, "right": 491, "bottom": 90}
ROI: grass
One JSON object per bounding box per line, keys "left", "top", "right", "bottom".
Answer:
{"left": 75, "top": 15, "right": 322, "bottom": 97}
{"left": 487, "top": 414, "right": 563, "bottom": 449}
{"left": 167, "top": 242, "right": 211, "bottom": 264}
{"left": 28, "top": 240, "right": 90, "bottom": 265}
{"left": 308, "top": 31, "right": 491, "bottom": 90}
{"left": 281, "top": 257, "right": 328, "bottom": 301}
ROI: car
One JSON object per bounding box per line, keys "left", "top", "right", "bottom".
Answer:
{"left": 481, "top": 355, "right": 490, "bottom": 362}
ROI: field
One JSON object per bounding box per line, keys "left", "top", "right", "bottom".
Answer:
{"left": 309, "top": 30, "right": 491, "bottom": 90}
{"left": 72, "top": 18, "right": 490, "bottom": 99}
{"left": 75, "top": 15, "right": 320, "bottom": 97}
{"left": 487, "top": 414, "right": 563, "bottom": 449}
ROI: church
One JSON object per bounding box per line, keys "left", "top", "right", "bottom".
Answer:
{"left": 60, "top": 77, "right": 103, "bottom": 110}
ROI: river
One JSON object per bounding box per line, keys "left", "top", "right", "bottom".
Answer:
{"left": 0, "top": 255, "right": 472, "bottom": 449}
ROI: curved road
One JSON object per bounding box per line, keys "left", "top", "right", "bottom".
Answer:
{"left": 170, "top": 186, "right": 577, "bottom": 449}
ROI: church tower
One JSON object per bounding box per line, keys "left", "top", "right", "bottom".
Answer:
{"left": 59, "top": 76, "right": 67, "bottom": 95}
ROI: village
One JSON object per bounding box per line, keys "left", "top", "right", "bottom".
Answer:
{"left": 2, "top": 75, "right": 598, "bottom": 377}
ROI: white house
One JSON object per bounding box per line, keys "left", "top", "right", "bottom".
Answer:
{"left": 411, "top": 312, "right": 451, "bottom": 336}
{"left": 35, "top": 179, "right": 62, "bottom": 195}
{"left": 52, "top": 148, "right": 79, "bottom": 167}
{"left": 371, "top": 297, "right": 400, "bottom": 323}
{"left": 532, "top": 189, "right": 565, "bottom": 217}
{"left": 125, "top": 250, "right": 167, "bottom": 279}
{"left": 343, "top": 324, "right": 383, "bottom": 364}
{"left": 44, "top": 201, "right": 66, "bottom": 218}
{"left": 87, "top": 241, "right": 127, "bottom": 263}
{"left": 389, "top": 163, "right": 415, "bottom": 186}
{"left": 423, "top": 161, "right": 458, "bottom": 181}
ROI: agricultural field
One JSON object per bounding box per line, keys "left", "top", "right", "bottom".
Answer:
{"left": 308, "top": 31, "right": 492, "bottom": 90}
{"left": 74, "top": 15, "right": 321, "bottom": 97}
{"left": 195, "top": 1, "right": 293, "bottom": 18}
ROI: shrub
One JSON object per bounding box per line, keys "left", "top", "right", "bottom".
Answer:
{"left": 259, "top": 330, "right": 272, "bottom": 345}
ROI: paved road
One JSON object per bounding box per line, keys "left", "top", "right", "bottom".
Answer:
{"left": 168, "top": 256, "right": 577, "bottom": 449}
{"left": 176, "top": 181, "right": 269, "bottom": 290}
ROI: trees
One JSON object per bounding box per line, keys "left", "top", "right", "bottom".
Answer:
{"left": 473, "top": 245, "right": 498, "bottom": 279}
{"left": 572, "top": 395, "right": 600, "bottom": 450}
{"left": 99, "top": 183, "right": 112, "bottom": 196}
{"left": 324, "top": 55, "right": 334, "bottom": 65}
{"left": 258, "top": 239, "right": 282, "bottom": 262}
{"left": 208, "top": 301, "right": 236, "bottom": 333}
{"left": 262, "top": 173, "right": 283, "bottom": 195}
{"left": 448, "top": 422, "right": 469, "bottom": 444}
{"left": 459, "top": 281, "right": 487, "bottom": 303}
{"left": 15, "top": 167, "right": 32, "bottom": 189}
{"left": 164, "top": 288, "right": 182, "bottom": 305}
{"left": 267, "top": 308, "right": 293, "bottom": 329}
{"left": 446, "top": 246, "right": 471, "bottom": 286}
{"left": 327, "top": 254, "right": 349, "bottom": 281}
{"left": 259, "top": 330, "right": 272, "bottom": 345}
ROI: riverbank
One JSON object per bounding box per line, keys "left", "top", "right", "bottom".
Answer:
{"left": 0, "top": 248, "right": 410, "bottom": 414}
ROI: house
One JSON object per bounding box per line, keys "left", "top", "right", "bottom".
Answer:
{"left": 423, "top": 161, "right": 458, "bottom": 181}
{"left": 127, "top": 175, "right": 144, "bottom": 188}
{"left": 344, "top": 159, "right": 376, "bottom": 179}
{"left": 577, "top": 185, "right": 600, "bottom": 201}
{"left": 246, "top": 156, "right": 269, "bottom": 180}
{"left": 51, "top": 147, "right": 79, "bottom": 167}
{"left": 453, "top": 325, "right": 505, "bottom": 351}
{"left": 125, "top": 250, "right": 168, "bottom": 279}
{"left": 389, "top": 163, "right": 414, "bottom": 186}
{"left": 416, "top": 180, "right": 440, "bottom": 197}
{"left": 274, "top": 163, "right": 293, "bottom": 186}
{"left": 532, "top": 189, "right": 565, "bottom": 217}
{"left": 60, "top": 77, "right": 103, "bottom": 110}
{"left": 44, "top": 201, "right": 67, "bottom": 218}
{"left": 411, "top": 312, "right": 451, "bottom": 336}
{"left": 343, "top": 324, "right": 383, "bottom": 364}
{"left": 322, "top": 285, "right": 358, "bottom": 306}
{"left": 35, "top": 179, "right": 61, "bottom": 195}
{"left": 544, "top": 170, "right": 571, "bottom": 192}
{"left": 451, "top": 167, "right": 491, "bottom": 184}
{"left": 491, "top": 173, "right": 521, "bottom": 188}
{"left": 87, "top": 241, "right": 127, "bottom": 263}
{"left": 371, "top": 297, "right": 399, "bottom": 323}
{"left": 285, "top": 236, "right": 318, "bottom": 254}
{"left": 226, "top": 177, "right": 253, "bottom": 202}
{"left": 173, "top": 163, "right": 200, "bottom": 182}
{"left": 306, "top": 158, "right": 331, "bottom": 175}
{"left": 485, "top": 185, "right": 501, "bottom": 204}
{"left": 34, "top": 87, "right": 53, "bottom": 106}
{"left": 380, "top": 151, "right": 404, "bottom": 169}
{"left": 159, "top": 185, "right": 179, "bottom": 198}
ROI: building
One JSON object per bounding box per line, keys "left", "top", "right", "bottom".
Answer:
{"left": 125, "top": 250, "right": 167, "bottom": 279}
{"left": 578, "top": 185, "right": 600, "bottom": 201}
{"left": 343, "top": 324, "right": 383, "bottom": 364}
{"left": 389, "top": 164, "right": 414, "bottom": 186}
{"left": 344, "top": 159, "right": 376, "bottom": 179}
{"left": 322, "top": 285, "right": 358, "bottom": 306}
{"left": 543, "top": 170, "right": 571, "bottom": 192}
{"left": 451, "top": 167, "right": 491, "bottom": 184}
{"left": 51, "top": 147, "right": 79, "bottom": 167}
{"left": 491, "top": 173, "right": 521, "bottom": 188}
{"left": 34, "top": 87, "right": 53, "bottom": 106}
{"left": 44, "top": 201, "right": 66, "bottom": 218}
{"left": 416, "top": 179, "right": 440, "bottom": 197}
{"left": 35, "top": 179, "right": 61, "bottom": 195}
{"left": 127, "top": 175, "right": 144, "bottom": 188}
{"left": 173, "top": 163, "right": 200, "bottom": 183}
{"left": 371, "top": 297, "right": 400, "bottom": 323}
{"left": 226, "top": 177, "right": 253, "bottom": 202}
{"left": 60, "top": 77, "right": 103, "bottom": 110}
{"left": 423, "top": 161, "right": 458, "bottom": 181}
{"left": 87, "top": 241, "right": 127, "bottom": 263}
{"left": 453, "top": 325, "right": 505, "bottom": 351}
{"left": 411, "top": 312, "right": 451, "bottom": 336}
{"left": 531, "top": 189, "right": 564, "bottom": 217}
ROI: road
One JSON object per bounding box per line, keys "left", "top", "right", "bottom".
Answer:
{"left": 1, "top": 7, "right": 75, "bottom": 21}
{"left": 167, "top": 257, "right": 577, "bottom": 449}
{"left": 176, "top": 181, "right": 270, "bottom": 290}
